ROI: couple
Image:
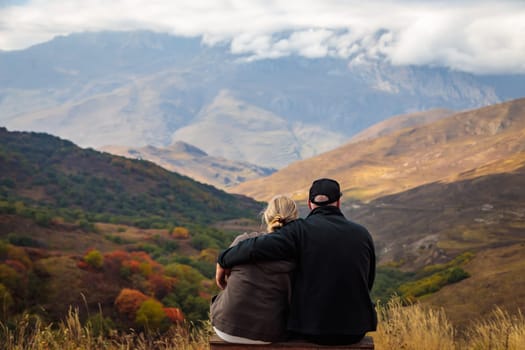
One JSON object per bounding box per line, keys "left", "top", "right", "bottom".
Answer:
{"left": 210, "top": 178, "right": 377, "bottom": 345}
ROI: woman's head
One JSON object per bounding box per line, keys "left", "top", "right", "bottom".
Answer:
{"left": 263, "top": 195, "right": 298, "bottom": 232}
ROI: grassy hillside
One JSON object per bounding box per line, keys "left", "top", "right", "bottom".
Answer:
{"left": 0, "top": 127, "right": 265, "bottom": 328}
{"left": 0, "top": 127, "right": 262, "bottom": 228}
{"left": 350, "top": 160, "right": 525, "bottom": 267}
{"left": 424, "top": 242, "right": 525, "bottom": 328}
{"left": 231, "top": 97, "right": 525, "bottom": 202}
{"left": 349, "top": 108, "right": 454, "bottom": 143}
{"left": 349, "top": 160, "right": 525, "bottom": 327}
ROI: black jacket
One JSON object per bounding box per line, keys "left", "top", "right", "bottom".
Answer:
{"left": 218, "top": 206, "right": 377, "bottom": 336}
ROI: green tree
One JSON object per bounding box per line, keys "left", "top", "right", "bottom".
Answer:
{"left": 84, "top": 249, "right": 104, "bottom": 269}
{"left": 135, "top": 298, "right": 167, "bottom": 331}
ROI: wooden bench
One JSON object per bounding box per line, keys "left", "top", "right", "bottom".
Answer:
{"left": 209, "top": 335, "right": 374, "bottom": 350}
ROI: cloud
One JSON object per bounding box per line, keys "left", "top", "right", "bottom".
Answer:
{"left": 0, "top": 0, "right": 524, "bottom": 74}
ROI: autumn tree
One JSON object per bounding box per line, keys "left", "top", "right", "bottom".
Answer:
{"left": 114, "top": 288, "right": 149, "bottom": 320}
{"left": 135, "top": 298, "right": 167, "bottom": 331}
{"left": 171, "top": 226, "right": 189, "bottom": 239}
{"left": 164, "top": 307, "right": 184, "bottom": 323}
{"left": 84, "top": 249, "right": 104, "bottom": 269}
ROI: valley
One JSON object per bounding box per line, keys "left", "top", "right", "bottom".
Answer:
{"left": 1, "top": 83, "right": 524, "bottom": 335}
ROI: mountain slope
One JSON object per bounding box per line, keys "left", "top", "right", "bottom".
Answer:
{"left": 100, "top": 141, "right": 276, "bottom": 189}
{"left": 2, "top": 31, "right": 519, "bottom": 169}
{"left": 171, "top": 90, "right": 348, "bottom": 168}
{"left": 231, "top": 97, "right": 525, "bottom": 202}
{"left": 349, "top": 158, "right": 525, "bottom": 267}
{"left": 424, "top": 242, "right": 525, "bottom": 327}
{"left": 349, "top": 109, "right": 454, "bottom": 143}
{"left": 0, "top": 127, "right": 261, "bottom": 226}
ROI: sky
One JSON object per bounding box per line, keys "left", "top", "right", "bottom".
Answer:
{"left": 0, "top": 0, "right": 524, "bottom": 74}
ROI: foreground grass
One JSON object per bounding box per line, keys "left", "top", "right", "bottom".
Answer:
{"left": 375, "top": 299, "right": 525, "bottom": 350}
{"left": 0, "top": 309, "right": 212, "bottom": 350}
{"left": 2, "top": 301, "right": 524, "bottom": 350}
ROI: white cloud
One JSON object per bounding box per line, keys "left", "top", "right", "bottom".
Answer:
{"left": 0, "top": 0, "right": 524, "bottom": 74}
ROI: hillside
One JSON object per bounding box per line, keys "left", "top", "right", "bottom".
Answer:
{"left": 231, "top": 97, "right": 525, "bottom": 202}
{"left": 349, "top": 108, "right": 454, "bottom": 143}
{"left": 0, "top": 127, "right": 262, "bottom": 227}
{"left": 100, "top": 141, "right": 275, "bottom": 189}
{"left": 0, "top": 127, "right": 266, "bottom": 327}
{"left": 425, "top": 242, "right": 525, "bottom": 328}
{"left": 349, "top": 158, "right": 525, "bottom": 268}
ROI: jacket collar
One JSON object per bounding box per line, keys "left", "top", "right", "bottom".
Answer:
{"left": 307, "top": 205, "right": 344, "bottom": 218}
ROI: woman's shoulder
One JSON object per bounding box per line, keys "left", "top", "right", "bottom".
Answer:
{"left": 230, "top": 231, "right": 266, "bottom": 247}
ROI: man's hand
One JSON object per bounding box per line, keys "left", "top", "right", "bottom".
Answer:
{"left": 215, "top": 263, "right": 231, "bottom": 290}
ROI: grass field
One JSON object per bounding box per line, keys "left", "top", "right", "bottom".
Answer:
{"left": 2, "top": 299, "right": 523, "bottom": 350}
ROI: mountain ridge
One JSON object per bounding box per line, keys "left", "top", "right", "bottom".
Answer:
{"left": 231, "top": 97, "right": 525, "bottom": 201}
{"left": 3, "top": 31, "right": 524, "bottom": 168}
{"left": 100, "top": 141, "right": 276, "bottom": 189}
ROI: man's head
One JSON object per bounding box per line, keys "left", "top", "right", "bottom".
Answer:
{"left": 308, "top": 178, "right": 342, "bottom": 209}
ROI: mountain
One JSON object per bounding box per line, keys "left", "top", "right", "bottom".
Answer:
{"left": 231, "top": 97, "right": 525, "bottom": 202}
{"left": 226, "top": 97, "right": 525, "bottom": 324}
{"left": 2, "top": 31, "right": 524, "bottom": 169}
{"left": 100, "top": 140, "right": 276, "bottom": 189}
{"left": 0, "top": 127, "right": 261, "bottom": 226}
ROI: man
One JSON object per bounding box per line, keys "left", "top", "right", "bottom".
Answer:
{"left": 216, "top": 178, "right": 377, "bottom": 345}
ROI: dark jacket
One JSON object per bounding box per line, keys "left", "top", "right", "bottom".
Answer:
{"left": 218, "top": 206, "right": 377, "bottom": 336}
{"left": 211, "top": 231, "right": 295, "bottom": 341}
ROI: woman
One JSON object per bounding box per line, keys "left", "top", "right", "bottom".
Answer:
{"left": 210, "top": 195, "right": 298, "bottom": 344}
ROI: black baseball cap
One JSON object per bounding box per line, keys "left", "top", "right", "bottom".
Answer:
{"left": 308, "top": 178, "right": 342, "bottom": 206}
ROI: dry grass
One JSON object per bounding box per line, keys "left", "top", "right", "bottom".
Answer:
{"left": 0, "top": 309, "right": 212, "bottom": 350}
{"left": 2, "top": 301, "right": 524, "bottom": 350}
{"left": 462, "top": 308, "right": 525, "bottom": 350}
{"left": 374, "top": 298, "right": 456, "bottom": 350}
{"left": 374, "top": 298, "right": 525, "bottom": 350}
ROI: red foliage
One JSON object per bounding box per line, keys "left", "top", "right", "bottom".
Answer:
{"left": 114, "top": 288, "right": 149, "bottom": 320}
{"left": 123, "top": 260, "right": 141, "bottom": 274}
{"left": 148, "top": 274, "right": 175, "bottom": 299}
{"left": 76, "top": 260, "right": 89, "bottom": 270}
{"left": 198, "top": 291, "right": 212, "bottom": 300}
{"left": 102, "top": 250, "right": 165, "bottom": 279}
{"left": 4, "top": 259, "right": 27, "bottom": 273}
{"left": 163, "top": 307, "right": 184, "bottom": 323}
{"left": 104, "top": 250, "right": 129, "bottom": 265}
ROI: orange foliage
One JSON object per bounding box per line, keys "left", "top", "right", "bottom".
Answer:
{"left": 105, "top": 250, "right": 129, "bottom": 264}
{"left": 114, "top": 288, "right": 149, "bottom": 320}
{"left": 171, "top": 226, "right": 190, "bottom": 239}
{"left": 123, "top": 260, "right": 141, "bottom": 274}
{"left": 164, "top": 307, "right": 184, "bottom": 323}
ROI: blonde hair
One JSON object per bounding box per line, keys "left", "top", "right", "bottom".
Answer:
{"left": 263, "top": 195, "right": 298, "bottom": 232}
